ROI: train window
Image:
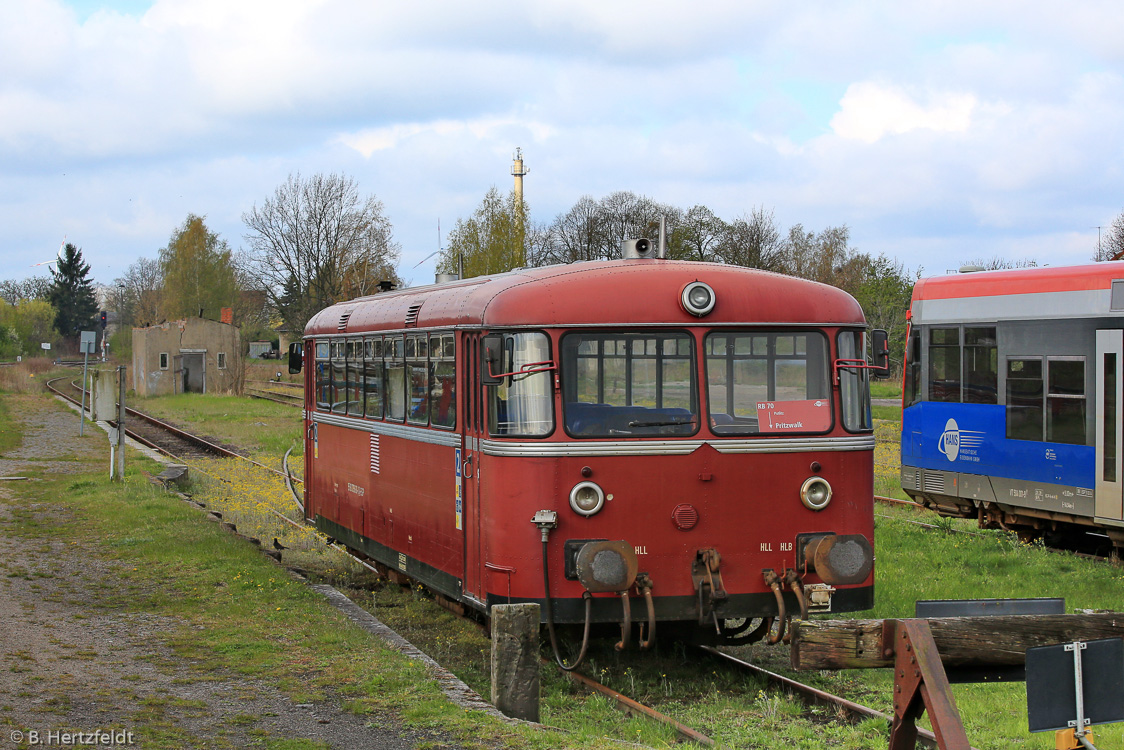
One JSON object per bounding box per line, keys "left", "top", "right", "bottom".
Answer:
{"left": 363, "top": 337, "right": 383, "bottom": 419}
{"left": 429, "top": 334, "right": 456, "bottom": 429}
{"left": 963, "top": 328, "right": 997, "bottom": 404}
{"left": 1006, "top": 358, "right": 1044, "bottom": 441}
{"left": 1106, "top": 353, "right": 1118, "bottom": 482}
{"left": 331, "top": 358, "right": 348, "bottom": 414}
{"left": 903, "top": 328, "right": 921, "bottom": 407}
{"left": 704, "top": 331, "right": 830, "bottom": 434}
{"left": 562, "top": 332, "right": 696, "bottom": 438}
{"left": 928, "top": 327, "right": 961, "bottom": 402}
{"left": 837, "top": 331, "right": 873, "bottom": 432}
{"left": 489, "top": 332, "right": 554, "bottom": 437}
{"left": 315, "top": 341, "right": 331, "bottom": 410}
{"left": 1047, "top": 357, "right": 1086, "bottom": 445}
{"left": 386, "top": 336, "right": 406, "bottom": 421}
{"left": 406, "top": 335, "right": 429, "bottom": 425}
{"left": 346, "top": 338, "right": 364, "bottom": 417}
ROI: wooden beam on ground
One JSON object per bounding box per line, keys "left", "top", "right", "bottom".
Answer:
{"left": 791, "top": 613, "right": 1124, "bottom": 671}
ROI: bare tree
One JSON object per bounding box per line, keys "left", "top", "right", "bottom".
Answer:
{"left": 1096, "top": 211, "right": 1124, "bottom": 262}
{"left": 106, "top": 257, "right": 163, "bottom": 327}
{"left": 957, "top": 256, "right": 1038, "bottom": 270}
{"left": 670, "top": 205, "right": 725, "bottom": 262}
{"left": 713, "top": 207, "right": 783, "bottom": 270}
{"left": 0, "top": 275, "right": 51, "bottom": 305}
{"left": 243, "top": 173, "right": 401, "bottom": 334}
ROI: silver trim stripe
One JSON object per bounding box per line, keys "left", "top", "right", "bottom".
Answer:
{"left": 311, "top": 410, "right": 874, "bottom": 456}
{"left": 312, "top": 412, "right": 462, "bottom": 448}
{"left": 480, "top": 435, "right": 874, "bottom": 458}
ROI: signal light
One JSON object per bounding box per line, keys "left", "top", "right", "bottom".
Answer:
{"left": 99, "top": 311, "right": 107, "bottom": 327}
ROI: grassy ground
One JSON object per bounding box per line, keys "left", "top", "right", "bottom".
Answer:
{"left": 8, "top": 363, "right": 1120, "bottom": 748}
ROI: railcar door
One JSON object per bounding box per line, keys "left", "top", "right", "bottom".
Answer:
{"left": 302, "top": 339, "right": 316, "bottom": 523}
{"left": 1095, "top": 329, "right": 1123, "bottom": 521}
{"left": 460, "top": 333, "right": 485, "bottom": 605}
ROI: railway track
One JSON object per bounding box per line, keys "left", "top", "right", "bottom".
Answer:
{"left": 45, "top": 376, "right": 299, "bottom": 483}
{"left": 245, "top": 380, "right": 302, "bottom": 408}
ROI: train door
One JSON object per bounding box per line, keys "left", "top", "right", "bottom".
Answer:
{"left": 460, "top": 332, "right": 485, "bottom": 605}
{"left": 1095, "top": 329, "right": 1123, "bottom": 521}
{"left": 303, "top": 339, "right": 316, "bottom": 522}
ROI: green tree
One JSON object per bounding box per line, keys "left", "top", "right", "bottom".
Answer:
{"left": 160, "top": 215, "right": 240, "bottom": 321}
{"left": 851, "top": 255, "right": 914, "bottom": 371}
{"left": 438, "top": 187, "right": 527, "bottom": 277}
{"left": 47, "top": 243, "right": 98, "bottom": 339}
{"left": 0, "top": 299, "right": 57, "bottom": 357}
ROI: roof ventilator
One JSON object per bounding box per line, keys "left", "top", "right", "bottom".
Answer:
{"left": 404, "top": 303, "right": 422, "bottom": 328}
{"left": 337, "top": 311, "right": 352, "bottom": 332}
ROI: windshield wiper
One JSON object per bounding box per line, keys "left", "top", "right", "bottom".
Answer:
{"left": 628, "top": 418, "right": 696, "bottom": 428}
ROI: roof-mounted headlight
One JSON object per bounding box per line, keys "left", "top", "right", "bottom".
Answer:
{"left": 681, "top": 281, "right": 715, "bottom": 317}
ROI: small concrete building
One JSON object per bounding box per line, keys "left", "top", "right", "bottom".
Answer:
{"left": 132, "top": 318, "right": 241, "bottom": 397}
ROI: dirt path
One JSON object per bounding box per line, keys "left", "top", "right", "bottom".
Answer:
{"left": 0, "top": 395, "right": 457, "bottom": 749}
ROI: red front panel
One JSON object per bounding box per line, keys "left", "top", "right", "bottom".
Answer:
{"left": 478, "top": 444, "right": 874, "bottom": 606}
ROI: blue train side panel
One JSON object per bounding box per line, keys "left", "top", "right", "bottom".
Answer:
{"left": 901, "top": 402, "right": 1093, "bottom": 489}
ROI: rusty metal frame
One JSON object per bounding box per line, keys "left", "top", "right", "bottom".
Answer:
{"left": 885, "top": 619, "right": 972, "bottom": 750}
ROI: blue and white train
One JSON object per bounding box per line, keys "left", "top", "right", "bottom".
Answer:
{"left": 900, "top": 262, "right": 1124, "bottom": 551}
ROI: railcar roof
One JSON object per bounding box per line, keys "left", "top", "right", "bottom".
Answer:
{"left": 913, "top": 261, "right": 1124, "bottom": 302}
{"left": 910, "top": 261, "right": 1124, "bottom": 324}
{"left": 304, "top": 260, "right": 866, "bottom": 336}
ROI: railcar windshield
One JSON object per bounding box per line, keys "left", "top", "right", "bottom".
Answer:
{"left": 560, "top": 331, "right": 698, "bottom": 437}
{"left": 705, "top": 331, "right": 831, "bottom": 434}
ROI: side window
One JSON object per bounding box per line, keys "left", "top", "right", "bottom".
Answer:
{"left": 903, "top": 327, "right": 921, "bottom": 407}
{"left": 488, "top": 332, "right": 554, "bottom": 437}
{"left": 315, "top": 341, "right": 331, "bottom": 410}
{"left": 1047, "top": 357, "right": 1086, "bottom": 445}
{"left": 385, "top": 336, "right": 406, "bottom": 421}
{"left": 330, "top": 340, "right": 347, "bottom": 414}
{"left": 963, "top": 328, "right": 997, "bottom": 404}
{"left": 429, "top": 334, "right": 456, "bottom": 429}
{"left": 837, "top": 330, "right": 872, "bottom": 432}
{"left": 159, "top": 352, "right": 169, "bottom": 370}
{"left": 346, "top": 339, "right": 363, "bottom": 417}
{"left": 406, "top": 335, "right": 429, "bottom": 425}
{"left": 1006, "top": 358, "right": 1043, "bottom": 441}
{"left": 928, "top": 327, "right": 960, "bottom": 402}
{"left": 217, "top": 352, "right": 227, "bottom": 370}
{"left": 363, "top": 338, "right": 384, "bottom": 419}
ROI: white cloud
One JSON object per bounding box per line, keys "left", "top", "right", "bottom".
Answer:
{"left": 830, "top": 82, "right": 977, "bottom": 143}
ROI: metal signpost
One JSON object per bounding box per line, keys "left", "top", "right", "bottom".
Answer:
{"left": 1027, "top": 637, "right": 1124, "bottom": 749}
{"left": 78, "top": 331, "right": 96, "bottom": 435}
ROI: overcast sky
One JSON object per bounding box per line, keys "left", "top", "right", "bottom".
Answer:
{"left": 3, "top": 0, "right": 1123, "bottom": 290}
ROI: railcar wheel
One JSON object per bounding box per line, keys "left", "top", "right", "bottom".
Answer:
{"left": 718, "top": 617, "right": 771, "bottom": 645}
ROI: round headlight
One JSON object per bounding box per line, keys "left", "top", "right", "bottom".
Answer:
{"left": 800, "top": 476, "right": 832, "bottom": 511}
{"left": 569, "top": 481, "right": 605, "bottom": 516}
{"left": 681, "top": 281, "right": 716, "bottom": 317}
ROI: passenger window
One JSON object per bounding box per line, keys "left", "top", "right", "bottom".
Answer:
{"left": 363, "top": 337, "right": 384, "bottom": 419}
{"left": 406, "top": 335, "right": 429, "bottom": 425}
{"left": 385, "top": 336, "right": 406, "bottom": 421}
{"left": 429, "top": 334, "right": 456, "bottom": 429}
{"left": 963, "top": 328, "right": 997, "bottom": 404}
{"left": 903, "top": 328, "right": 921, "bottom": 407}
{"left": 1047, "top": 358, "right": 1086, "bottom": 445}
{"left": 1006, "top": 358, "right": 1044, "bottom": 441}
{"left": 928, "top": 327, "right": 960, "bottom": 402}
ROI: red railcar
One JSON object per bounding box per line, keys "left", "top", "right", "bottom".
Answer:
{"left": 297, "top": 253, "right": 880, "bottom": 649}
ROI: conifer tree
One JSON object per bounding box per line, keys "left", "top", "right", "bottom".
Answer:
{"left": 47, "top": 243, "right": 98, "bottom": 338}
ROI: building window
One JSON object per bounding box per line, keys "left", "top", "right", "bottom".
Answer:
{"left": 159, "top": 352, "right": 169, "bottom": 370}
{"left": 217, "top": 352, "right": 227, "bottom": 370}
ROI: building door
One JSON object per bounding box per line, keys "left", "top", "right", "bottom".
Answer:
{"left": 181, "top": 351, "right": 206, "bottom": 393}
{"left": 1095, "top": 329, "right": 1123, "bottom": 521}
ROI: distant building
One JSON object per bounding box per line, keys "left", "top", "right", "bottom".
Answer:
{"left": 132, "top": 317, "right": 241, "bottom": 397}
{"left": 248, "top": 340, "right": 273, "bottom": 358}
